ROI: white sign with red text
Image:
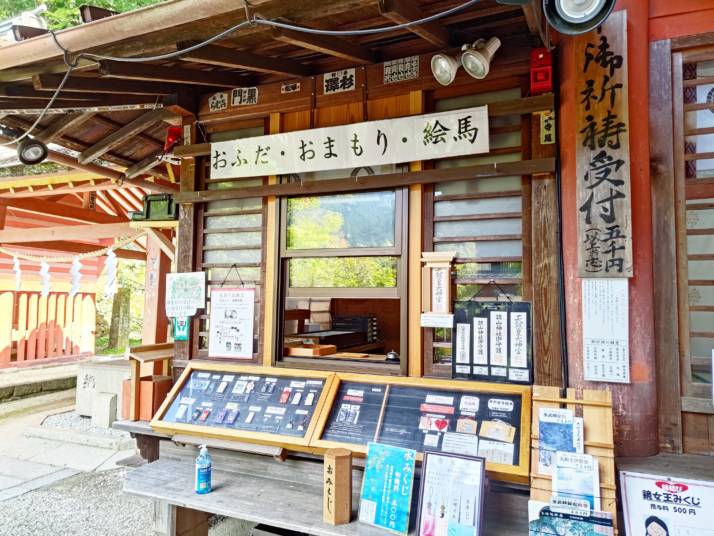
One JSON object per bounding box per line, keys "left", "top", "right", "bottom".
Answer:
{"left": 621, "top": 471, "right": 714, "bottom": 536}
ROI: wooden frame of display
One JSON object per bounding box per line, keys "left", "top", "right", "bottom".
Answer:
{"left": 150, "top": 361, "right": 335, "bottom": 450}
{"left": 310, "top": 373, "right": 532, "bottom": 483}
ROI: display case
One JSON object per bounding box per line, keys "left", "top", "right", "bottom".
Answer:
{"left": 312, "top": 374, "right": 531, "bottom": 483}
{"left": 151, "top": 362, "right": 334, "bottom": 449}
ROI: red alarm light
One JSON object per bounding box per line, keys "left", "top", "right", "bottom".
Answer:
{"left": 164, "top": 125, "right": 183, "bottom": 153}
{"left": 530, "top": 47, "right": 553, "bottom": 95}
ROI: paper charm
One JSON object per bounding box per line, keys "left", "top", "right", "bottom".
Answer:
{"left": 104, "top": 249, "right": 117, "bottom": 298}
{"left": 70, "top": 258, "right": 82, "bottom": 297}
{"left": 39, "top": 260, "right": 50, "bottom": 297}
{"left": 12, "top": 256, "right": 21, "bottom": 291}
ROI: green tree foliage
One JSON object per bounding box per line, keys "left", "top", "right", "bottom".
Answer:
{"left": 0, "top": 0, "right": 162, "bottom": 30}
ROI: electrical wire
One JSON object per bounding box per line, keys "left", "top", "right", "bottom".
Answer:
{"left": 0, "top": 0, "right": 484, "bottom": 144}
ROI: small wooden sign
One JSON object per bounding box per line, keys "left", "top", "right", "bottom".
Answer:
{"left": 575, "top": 10, "right": 632, "bottom": 277}
{"left": 323, "top": 448, "right": 352, "bottom": 525}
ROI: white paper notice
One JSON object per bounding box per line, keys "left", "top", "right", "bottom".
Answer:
{"left": 582, "top": 279, "right": 630, "bottom": 383}
{"left": 473, "top": 317, "right": 488, "bottom": 365}
{"left": 442, "top": 432, "right": 479, "bottom": 457}
{"left": 165, "top": 272, "right": 206, "bottom": 318}
{"left": 478, "top": 439, "right": 514, "bottom": 465}
{"left": 208, "top": 288, "right": 255, "bottom": 359}
{"left": 420, "top": 313, "right": 454, "bottom": 328}
{"left": 431, "top": 267, "right": 449, "bottom": 313}
{"left": 489, "top": 311, "right": 508, "bottom": 366}
{"left": 510, "top": 311, "right": 528, "bottom": 368}
{"left": 455, "top": 323, "right": 470, "bottom": 364}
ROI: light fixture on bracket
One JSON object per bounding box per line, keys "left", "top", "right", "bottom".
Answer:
{"left": 17, "top": 138, "right": 48, "bottom": 165}
{"left": 431, "top": 37, "right": 502, "bottom": 86}
{"left": 543, "top": 0, "right": 616, "bottom": 35}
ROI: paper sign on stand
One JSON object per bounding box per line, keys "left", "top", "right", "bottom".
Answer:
{"left": 165, "top": 272, "right": 206, "bottom": 318}
{"left": 208, "top": 288, "right": 256, "bottom": 359}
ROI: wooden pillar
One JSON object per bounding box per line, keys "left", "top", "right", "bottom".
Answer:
{"left": 559, "top": 2, "right": 658, "bottom": 456}
{"left": 531, "top": 114, "right": 563, "bottom": 386}
{"left": 0, "top": 292, "right": 13, "bottom": 366}
{"left": 142, "top": 238, "right": 170, "bottom": 346}
{"left": 408, "top": 90, "right": 424, "bottom": 377}
{"left": 263, "top": 112, "right": 281, "bottom": 367}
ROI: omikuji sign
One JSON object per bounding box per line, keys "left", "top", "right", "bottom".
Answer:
{"left": 209, "top": 106, "right": 489, "bottom": 179}
{"left": 575, "top": 11, "right": 633, "bottom": 277}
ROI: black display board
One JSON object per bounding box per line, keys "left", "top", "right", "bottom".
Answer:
{"left": 321, "top": 381, "right": 523, "bottom": 466}
{"left": 452, "top": 301, "right": 533, "bottom": 385}
{"left": 162, "top": 370, "right": 325, "bottom": 437}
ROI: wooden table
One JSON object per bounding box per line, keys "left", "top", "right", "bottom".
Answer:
{"left": 127, "top": 342, "right": 174, "bottom": 421}
{"left": 123, "top": 442, "right": 528, "bottom": 536}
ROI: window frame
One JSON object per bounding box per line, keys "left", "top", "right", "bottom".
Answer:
{"left": 275, "top": 186, "right": 409, "bottom": 374}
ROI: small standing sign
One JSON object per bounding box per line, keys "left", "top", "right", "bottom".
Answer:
{"left": 208, "top": 287, "right": 255, "bottom": 359}
{"left": 323, "top": 448, "right": 352, "bottom": 525}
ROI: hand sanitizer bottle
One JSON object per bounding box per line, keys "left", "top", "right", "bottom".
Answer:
{"left": 195, "top": 444, "right": 212, "bottom": 494}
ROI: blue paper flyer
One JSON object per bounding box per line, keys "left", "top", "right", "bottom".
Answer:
{"left": 359, "top": 442, "right": 417, "bottom": 535}
{"left": 538, "top": 408, "right": 584, "bottom": 475}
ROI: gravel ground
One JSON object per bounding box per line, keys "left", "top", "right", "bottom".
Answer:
{"left": 0, "top": 469, "right": 153, "bottom": 536}
{"left": 1, "top": 467, "right": 254, "bottom": 536}
{"left": 41, "top": 410, "right": 130, "bottom": 438}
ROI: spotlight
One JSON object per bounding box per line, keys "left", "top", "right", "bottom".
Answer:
{"left": 543, "top": 0, "right": 616, "bottom": 35}
{"left": 431, "top": 53, "right": 461, "bottom": 86}
{"left": 461, "top": 37, "right": 501, "bottom": 80}
{"left": 17, "top": 138, "right": 48, "bottom": 165}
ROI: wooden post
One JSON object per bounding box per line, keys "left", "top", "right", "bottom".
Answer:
{"left": 531, "top": 112, "right": 563, "bottom": 387}
{"left": 323, "top": 448, "right": 352, "bottom": 525}
{"left": 408, "top": 90, "right": 424, "bottom": 377}
{"left": 263, "top": 111, "right": 281, "bottom": 367}
{"left": 143, "top": 238, "right": 170, "bottom": 346}
{"left": 0, "top": 292, "right": 13, "bottom": 366}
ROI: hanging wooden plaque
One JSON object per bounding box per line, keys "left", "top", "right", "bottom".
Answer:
{"left": 575, "top": 10, "right": 633, "bottom": 277}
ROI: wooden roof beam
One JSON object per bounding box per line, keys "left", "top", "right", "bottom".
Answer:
{"left": 34, "top": 73, "right": 177, "bottom": 96}
{"left": 99, "top": 60, "right": 250, "bottom": 88}
{"left": 378, "top": 0, "right": 450, "bottom": 48}
{"left": 35, "top": 112, "right": 96, "bottom": 143}
{"left": 0, "top": 86, "right": 98, "bottom": 101}
{"left": 272, "top": 25, "right": 376, "bottom": 65}
{"left": 0, "top": 222, "right": 136, "bottom": 243}
{"left": 97, "top": 190, "right": 125, "bottom": 216}
{"left": 522, "top": 2, "right": 545, "bottom": 45}
{"left": 79, "top": 108, "right": 174, "bottom": 165}
{"left": 125, "top": 151, "right": 164, "bottom": 180}
{"left": 179, "top": 42, "right": 312, "bottom": 77}
{"left": 0, "top": 198, "right": 125, "bottom": 224}
{"left": 1, "top": 178, "right": 175, "bottom": 198}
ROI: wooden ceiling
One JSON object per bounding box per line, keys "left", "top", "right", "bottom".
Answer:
{"left": 0, "top": 0, "right": 542, "bottom": 200}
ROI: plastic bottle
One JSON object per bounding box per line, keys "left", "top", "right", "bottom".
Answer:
{"left": 195, "top": 444, "right": 212, "bottom": 494}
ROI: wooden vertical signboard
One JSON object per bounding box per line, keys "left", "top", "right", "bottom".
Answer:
{"left": 575, "top": 10, "right": 633, "bottom": 277}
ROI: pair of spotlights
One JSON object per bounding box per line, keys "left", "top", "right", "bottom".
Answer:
{"left": 430, "top": 37, "right": 501, "bottom": 86}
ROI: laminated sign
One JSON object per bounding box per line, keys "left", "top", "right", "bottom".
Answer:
{"left": 452, "top": 301, "right": 532, "bottom": 385}
{"left": 210, "top": 106, "right": 489, "bottom": 179}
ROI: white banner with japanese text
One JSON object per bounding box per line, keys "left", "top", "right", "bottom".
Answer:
{"left": 209, "top": 106, "right": 489, "bottom": 179}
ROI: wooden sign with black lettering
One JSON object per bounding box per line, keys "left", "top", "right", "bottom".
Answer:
{"left": 575, "top": 10, "right": 633, "bottom": 277}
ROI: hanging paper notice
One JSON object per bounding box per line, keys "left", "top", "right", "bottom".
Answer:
{"left": 165, "top": 272, "right": 206, "bottom": 318}
{"left": 208, "top": 288, "right": 255, "bottom": 359}
{"left": 582, "top": 278, "right": 630, "bottom": 383}
{"left": 210, "top": 106, "right": 489, "bottom": 179}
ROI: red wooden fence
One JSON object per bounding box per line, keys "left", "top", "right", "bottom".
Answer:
{"left": 0, "top": 291, "right": 95, "bottom": 367}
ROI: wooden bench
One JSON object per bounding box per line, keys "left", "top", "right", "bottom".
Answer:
{"left": 123, "top": 441, "right": 529, "bottom": 536}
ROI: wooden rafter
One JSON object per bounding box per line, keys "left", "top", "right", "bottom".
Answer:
{"left": 79, "top": 108, "right": 174, "bottom": 165}
{"left": 179, "top": 42, "right": 312, "bottom": 77}
{"left": 114, "top": 188, "right": 143, "bottom": 211}
{"left": 125, "top": 151, "right": 164, "bottom": 179}
{"left": 378, "top": 0, "right": 450, "bottom": 48}
{"left": 0, "top": 178, "right": 176, "bottom": 198}
{"left": 0, "top": 94, "right": 160, "bottom": 110}
{"left": 272, "top": 26, "right": 376, "bottom": 65}
{"left": 35, "top": 112, "right": 96, "bottom": 143}
{"left": 0, "top": 86, "right": 98, "bottom": 101}
{"left": 34, "top": 73, "right": 176, "bottom": 96}
{"left": 96, "top": 190, "right": 125, "bottom": 216}
{"left": 145, "top": 228, "right": 175, "bottom": 262}
{"left": 521, "top": 1, "right": 545, "bottom": 45}
{"left": 0, "top": 198, "right": 125, "bottom": 224}
{"left": 99, "top": 60, "right": 248, "bottom": 88}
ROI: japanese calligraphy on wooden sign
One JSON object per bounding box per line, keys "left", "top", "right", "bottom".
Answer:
{"left": 575, "top": 10, "right": 632, "bottom": 277}
{"left": 231, "top": 87, "right": 258, "bottom": 106}
{"left": 538, "top": 111, "right": 555, "bottom": 145}
{"left": 323, "top": 68, "right": 356, "bottom": 94}
{"left": 384, "top": 56, "right": 420, "bottom": 84}
{"left": 208, "top": 92, "right": 228, "bottom": 112}
{"left": 210, "top": 106, "right": 489, "bottom": 179}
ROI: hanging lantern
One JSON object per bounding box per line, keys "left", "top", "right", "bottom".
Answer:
{"left": 104, "top": 249, "right": 118, "bottom": 298}
{"left": 39, "top": 260, "right": 50, "bottom": 297}
{"left": 70, "top": 258, "right": 82, "bottom": 297}
{"left": 12, "top": 256, "right": 21, "bottom": 291}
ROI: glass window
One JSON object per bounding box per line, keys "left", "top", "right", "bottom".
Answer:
{"left": 288, "top": 257, "right": 398, "bottom": 288}
{"left": 287, "top": 191, "right": 396, "bottom": 250}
